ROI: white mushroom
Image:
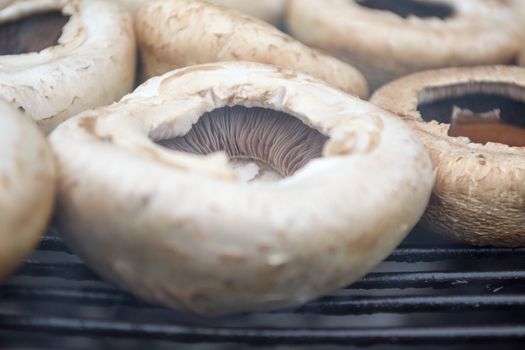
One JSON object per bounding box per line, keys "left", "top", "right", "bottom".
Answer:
{"left": 371, "top": 65, "right": 525, "bottom": 246}
{"left": 114, "top": 0, "right": 286, "bottom": 26}
{"left": 0, "top": 0, "right": 136, "bottom": 133}
{"left": 287, "top": 0, "right": 523, "bottom": 91}
{"left": 0, "top": 101, "right": 55, "bottom": 281}
{"left": 50, "top": 62, "right": 434, "bottom": 315}
{"left": 135, "top": 0, "right": 368, "bottom": 98}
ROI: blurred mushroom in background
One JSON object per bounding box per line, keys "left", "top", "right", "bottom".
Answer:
{"left": 134, "top": 0, "right": 368, "bottom": 98}
{"left": 287, "top": 0, "right": 524, "bottom": 91}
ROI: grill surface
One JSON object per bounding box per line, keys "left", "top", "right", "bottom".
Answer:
{"left": 1, "top": 226, "right": 525, "bottom": 349}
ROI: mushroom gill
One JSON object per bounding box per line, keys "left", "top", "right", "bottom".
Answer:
{"left": 356, "top": 0, "right": 454, "bottom": 19}
{"left": 417, "top": 82, "right": 525, "bottom": 147}
{"left": 157, "top": 106, "right": 328, "bottom": 182}
{"left": 0, "top": 11, "right": 69, "bottom": 55}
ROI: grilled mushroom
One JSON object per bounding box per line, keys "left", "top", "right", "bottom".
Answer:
{"left": 50, "top": 62, "right": 433, "bottom": 315}
{"left": 287, "top": 0, "right": 523, "bottom": 91}
{"left": 0, "top": 101, "right": 55, "bottom": 280}
{"left": 135, "top": 0, "right": 368, "bottom": 98}
{"left": 115, "top": 0, "right": 286, "bottom": 26}
{"left": 0, "top": 0, "right": 135, "bottom": 133}
{"left": 371, "top": 65, "right": 525, "bottom": 246}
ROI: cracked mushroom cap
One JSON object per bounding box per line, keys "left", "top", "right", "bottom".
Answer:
{"left": 0, "top": 101, "right": 55, "bottom": 280}
{"left": 371, "top": 65, "right": 525, "bottom": 246}
{"left": 135, "top": 0, "right": 368, "bottom": 98}
{"left": 287, "top": 0, "right": 523, "bottom": 91}
{"left": 115, "top": 0, "right": 286, "bottom": 26}
{"left": 0, "top": 0, "right": 136, "bottom": 133}
{"left": 50, "top": 62, "right": 433, "bottom": 315}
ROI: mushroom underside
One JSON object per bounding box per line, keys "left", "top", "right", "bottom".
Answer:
{"left": 356, "top": 0, "right": 454, "bottom": 19}
{"left": 157, "top": 106, "right": 328, "bottom": 182}
{"left": 0, "top": 11, "right": 69, "bottom": 55}
{"left": 417, "top": 82, "right": 525, "bottom": 147}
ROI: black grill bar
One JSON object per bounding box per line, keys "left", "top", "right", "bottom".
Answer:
{"left": 388, "top": 247, "right": 525, "bottom": 262}
{"left": 352, "top": 271, "right": 525, "bottom": 289}
{"left": 1, "top": 314, "right": 524, "bottom": 346}
{"left": 5, "top": 231, "right": 525, "bottom": 347}
{"left": 36, "top": 236, "right": 525, "bottom": 262}
{"left": 37, "top": 236, "right": 70, "bottom": 254}
{"left": 15, "top": 261, "right": 100, "bottom": 281}
{"left": 3, "top": 285, "right": 525, "bottom": 315}
{"left": 15, "top": 261, "right": 525, "bottom": 289}
{"left": 0, "top": 286, "right": 142, "bottom": 308}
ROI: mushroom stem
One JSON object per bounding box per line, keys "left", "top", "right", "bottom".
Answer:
{"left": 448, "top": 107, "right": 525, "bottom": 147}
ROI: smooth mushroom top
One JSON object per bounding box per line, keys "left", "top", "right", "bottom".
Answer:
{"left": 371, "top": 65, "right": 525, "bottom": 199}
{"left": 50, "top": 62, "right": 433, "bottom": 314}
{"left": 287, "top": 0, "right": 522, "bottom": 71}
{"left": 0, "top": 0, "right": 135, "bottom": 132}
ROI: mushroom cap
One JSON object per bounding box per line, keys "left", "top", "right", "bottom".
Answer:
{"left": 0, "top": 0, "right": 136, "bottom": 133}
{"left": 371, "top": 65, "right": 525, "bottom": 246}
{"left": 50, "top": 62, "right": 433, "bottom": 315}
{"left": 287, "top": 0, "right": 522, "bottom": 91}
{"left": 115, "top": 0, "right": 286, "bottom": 26}
{"left": 0, "top": 100, "right": 56, "bottom": 280}
{"left": 135, "top": 0, "right": 368, "bottom": 98}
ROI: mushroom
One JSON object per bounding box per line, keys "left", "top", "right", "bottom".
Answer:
{"left": 371, "top": 65, "right": 525, "bottom": 246}
{"left": 0, "top": 0, "right": 136, "bottom": 133}
{"left": 134, "top": 0, "right": 368, "bottom": 98}
{"left": 286, "top": 0, "right": 523, "bottom": 91}
{"left": 0, "top": 100, "right": 55, "bottom": 281}
{"left": 50, "top": 62, "right": 434, "bottom": 315}
{"left": 115, "top": 0, "right": 286, "bottom": 26}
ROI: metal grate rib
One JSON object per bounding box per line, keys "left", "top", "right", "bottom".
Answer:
{"left": 1, "top": 314, "right": 525, "bottom": 346}
{"left": 2, "top": 229, "right": 525, "bottom": 348}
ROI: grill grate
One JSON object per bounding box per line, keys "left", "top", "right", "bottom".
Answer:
{"left": 1, "top": 226, "right": 525, "bottom": 349}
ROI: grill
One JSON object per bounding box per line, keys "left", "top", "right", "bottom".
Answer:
{"left": 1, "top": 226, "right": 525, "bottom": 349}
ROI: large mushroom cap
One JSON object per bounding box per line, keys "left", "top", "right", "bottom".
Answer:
{"left": 50, "top": 62, "right": 433, "bottom": 315}
{"left": 135, "top": 0, "right": 368, "bottom": 98}
{"left": 0, "top": 100, "right": 55, "bottom": 280}
{"left": 287, "top": 0, "right": 523, "bottom": 91}
{"left": 0, "top": 0, "right": 136, "bottom": 133}
{"left": 371, "top": 65, "right": 525, "bottom": 246}
{"left": 115, "top": 0, "right": 286, "bottom": 26}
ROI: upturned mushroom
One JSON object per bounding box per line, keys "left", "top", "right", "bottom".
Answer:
{"left": 371, "top": 65, "right": 525, "bottom": 246}
{"left": 135, "top": 0, "right": 368, "bottom": 98}
{"left": 50, "top": 62, "right": 433, "bottom": 315}
{"left": 0, "top": 0, "right": 136, "bottom": 133}
{"left": 115, "top": 0, "right": 286, "bottom": 26}
{"left": 0, "top": 101, "right": 55, "bottom": 281}
{"left": 287, "top": 0, "right": 523, "bottom": 91}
